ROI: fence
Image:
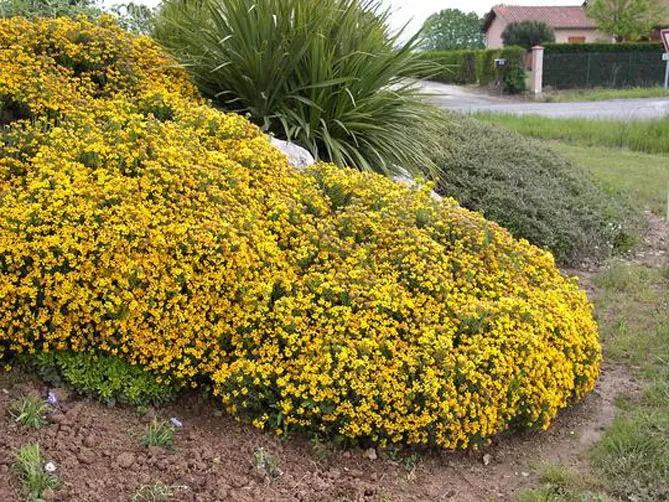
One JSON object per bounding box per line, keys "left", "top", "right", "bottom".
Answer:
{"left": 543, "top": 43, "right": 665, "bottom": 89}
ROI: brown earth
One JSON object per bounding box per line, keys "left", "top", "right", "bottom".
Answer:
{"left": 1, "top": 215, "right": 665, "bottom": 502}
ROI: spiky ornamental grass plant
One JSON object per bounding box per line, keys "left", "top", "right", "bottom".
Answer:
{"left": 154, "top": 0, "right": 444, "bottom": 177}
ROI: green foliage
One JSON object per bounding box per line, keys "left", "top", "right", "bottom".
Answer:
{"left": 110, "top": 2, "right": 156, "bottom": 35}
{"left": 586, "top": 0, "right": 667, "bottom": 41}
{"left": 420, "top": 8, "right": 484, "bottom": 51}
{"left": 9, "top": 395, "right": 49, "bottom": 428}
{"left": 501, "top": 20, "right": 555, "bottom": 49}
{"left": 478, "top": 46, "right": 526, "bottom": 87}
{"left": 419, "top": 46, "right": 526, "bottom": 92}
{"left": 141, "top": 419, "right": 176, "bottom": 449}
{"left": 31, "top": 351, "right": 178, "bottom": 406}
{"left": 430, "top": 114, "right": 642, "bottom": 265}
{"left": 11, "top": 443, "right": 62, "bottom": 500}
{"left": 416, "top": 50, "right": 477, "bottom": 84}
{"left": 153, "top": 0, "right": 444, "bottom": 177}
{"left": 0, "top": 0, "right": 101, "bottom": 18}
{"left": 502, "top": 61, "right": 526, "bottom": 94}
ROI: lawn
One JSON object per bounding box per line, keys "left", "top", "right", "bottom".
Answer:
{"left": 539, "top": 86, "right": 669, "bottom": 103}
{"left": 517, "top": 136, "right": 669, "bottom": 502}
{"left": 551, "top": 143, "right": 669, "bottom": 215}
{"left": 474, "top": 113, "right": 669, "bottom": 155}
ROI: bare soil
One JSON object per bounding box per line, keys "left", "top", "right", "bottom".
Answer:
{"left": 1, "top": 216, "right": 665, "bottom": 502}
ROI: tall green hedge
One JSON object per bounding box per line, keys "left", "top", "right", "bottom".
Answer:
{"left": 417, "top": 50, "right": 478, "bottom": 84}
{"left": 420, "top": 46, "right": 526, "bottom": 90}
{"left": 544, "top": 44, "right": 666, "bottom": 88}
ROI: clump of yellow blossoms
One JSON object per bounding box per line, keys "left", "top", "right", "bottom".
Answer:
{"left": 0, "top": 17, "right": 600, "bottom": 449}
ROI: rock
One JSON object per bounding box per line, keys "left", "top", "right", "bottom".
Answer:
{"left": 363, "top": 447, "right": 377, "bottom": 461}
{"left": 327, "top": 467, "right": 341, "bottom": 480}
{"left": 77, "top": 449, "right": 95, "bottom": 465}
{"left": 392, "top": 170, "right": 442, "bottom": 202}
{"left": 482, "top": 453, "right": 492, "bottom": 466}
{"left": 82, "top": 434, "right": 97, "bottom": 448}
{"left": 269, "top": 137, "right": 315, "bottom": 170}
{"left": 116, "top": 452, "right": 135, "bottom": 469}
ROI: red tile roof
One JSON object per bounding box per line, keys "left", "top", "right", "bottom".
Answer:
{"left": 482, "top": 5, "right": 597, "bottom": 32}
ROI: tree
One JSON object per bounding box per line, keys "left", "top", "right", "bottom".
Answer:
{"left": 0, "top": 0, "right": 101, "bottom": 18}
{"left": 501, "top": 20, "right": 555, "bottom": 49}
{"left": 421, "top": 8, "right": 484, "bottom": 51}
{"left": 586, "top": 0, "right": 667, "bottom": 41}
{"left": 111, "top": 2, "right": 156, "bottom": 35}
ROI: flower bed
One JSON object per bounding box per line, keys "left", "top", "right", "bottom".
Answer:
{"left": 0, "top": 17, "right": 601, "bottom": 449}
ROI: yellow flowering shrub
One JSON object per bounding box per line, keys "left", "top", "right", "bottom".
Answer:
{"left": 0, "top": 17, "right": 601, "bottom": 449}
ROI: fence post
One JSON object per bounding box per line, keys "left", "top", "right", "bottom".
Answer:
{"left": 530, "top": 45, "right": 544, "bottom": 97}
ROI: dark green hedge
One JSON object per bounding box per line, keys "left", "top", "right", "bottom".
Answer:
{"left": 544, "top": 42, "right": 664, "bottom": 54}
{"left": 420, "top": 46, "right": 526, "bottom": 91}
{"left": 417, "top": 50, "right": 478, "bottom": 84}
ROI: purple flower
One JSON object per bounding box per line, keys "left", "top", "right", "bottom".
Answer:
{"left": 47, "top": 392, "right": 58, "bottom": 405}
{"left": 170, "top": 417, "right": 183, "bottom": 429}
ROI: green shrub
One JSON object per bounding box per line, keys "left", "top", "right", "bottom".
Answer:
{"left": 31, "top": 352, "right": 178, "bottom": 406}
{"left": 502, "top": 62, "right": 526, "bottom": 94}
{"left": 430, "top": 114, "right": 642, "bottom": 265}
{"left": 502, "top": 20, "right": 555, "bottom": 49}
{"left": 153, "top": 0, "right": 443, "bottom": 177}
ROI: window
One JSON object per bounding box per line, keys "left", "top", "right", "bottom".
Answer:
{"left": 568, "top": 36, "right": 586, "bottom": 43}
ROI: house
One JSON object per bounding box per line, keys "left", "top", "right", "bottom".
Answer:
{"left": 482, "top": 4, "right": 606, "bottom": 48}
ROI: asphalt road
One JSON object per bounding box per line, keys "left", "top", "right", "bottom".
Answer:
{"left": 417, "top": 80, "right": 669, "bottom": 120}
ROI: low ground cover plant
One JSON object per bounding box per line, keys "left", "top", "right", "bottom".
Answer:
{"left": 430, "top": 114, "right": 642, "bottom": 265}
{"left": 31, "top": 351, "right": 179, "bottom": 406}
{"left": 0, "top": 17, "right": 601, "bottom": 450}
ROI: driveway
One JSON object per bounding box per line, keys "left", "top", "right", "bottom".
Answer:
{"left": 417, "top": 80, "right": 669, "bottom": 120}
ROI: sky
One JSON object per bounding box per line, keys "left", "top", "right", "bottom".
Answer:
{"left": 103, "top": 0, "right": 585, "bottom": 39}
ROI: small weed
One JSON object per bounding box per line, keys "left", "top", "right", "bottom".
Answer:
{"left": 140, "top": 419, "right": 175, "bottom": 449}
{"left": 11, "top": 443, "right": 62, "bottom": 500}
{"left": 9, "top": 395, "right": 49, "bottom": 428}
{"left": 252, "top": 447, "right": 283, "bottom": 478}
{"left": 385, "top": 445, "right": 420, "bottom": 473}
{"left": 132, "top": 482, "right": 188, "bottom": 502}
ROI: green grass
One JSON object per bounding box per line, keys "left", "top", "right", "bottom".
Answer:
{"left": 474, "top": 113, "right": 669, "bottom": 155}
{"left": 11, "top": 443, "right": 62, "bottom": 500}
{"left": 590, "top": 262, "right": 669, "bottom": 501}
{"left": 9, "top": 395, "right": 49, "bottom": 428}
{"left": 140, "top": 419, "right": 175, "bottom": 449}
{"left": 540, "top": 87, "right": 669, "bottom": 103}
{"left": 550, "top": 143, "right": 669, "bottom": 215}
{"left": 517, "top": 464, "right": 609, "bottom": 501}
